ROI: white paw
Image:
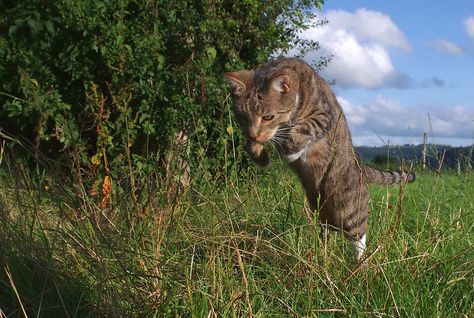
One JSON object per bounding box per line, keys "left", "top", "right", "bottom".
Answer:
{"left": 352, "top": 233, "right": 367, "bottom": 262}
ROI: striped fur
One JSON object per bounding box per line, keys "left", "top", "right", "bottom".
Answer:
{"left": 225, "top": 58, "right": 416, "bottom": 261}
{"left": 363, "top": 165, "right": 415, "bottom": 185}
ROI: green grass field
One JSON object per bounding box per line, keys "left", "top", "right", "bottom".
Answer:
{"left": 0, "top": 154, "right": 473, "bottom": 317}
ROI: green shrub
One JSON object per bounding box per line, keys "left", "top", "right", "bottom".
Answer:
{"left": 0, "top": 0, "right": 324, "bottom": 176}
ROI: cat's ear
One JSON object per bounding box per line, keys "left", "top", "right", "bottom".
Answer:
{"left": 224, "top": 70, "right": 254, "bottom": 96}
{"left": 272, "top": 75, "right": 291, "bottom": 94}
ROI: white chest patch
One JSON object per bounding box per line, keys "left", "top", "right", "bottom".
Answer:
{"left": 282, "top": 148, "right": 305, "bottom": 163}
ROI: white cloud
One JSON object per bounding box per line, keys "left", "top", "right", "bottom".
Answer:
{"left": 338, "top": 96, "right": 474, "bottom": 146}
{"left": 323, "top": 9, "right": 411, "bottom": 52}
{"left": 337, "top": 96, "right": 368, "bottom": 125}
{"left": 295, "top": 9, "right": 411, "bottom": 89}
{"left": 427, "top": 39, "right": 463, "bottom": 55}
{"left": 464, "top": 16, "right": 474, "bottom": 41}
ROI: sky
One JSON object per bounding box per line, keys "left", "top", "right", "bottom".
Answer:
{"left": 294, "top": 0, "right": 474, "bottom": 146}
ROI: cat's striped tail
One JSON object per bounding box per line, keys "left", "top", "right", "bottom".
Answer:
{"left": 362, "top": 165, "right": 415, "bottom": 185}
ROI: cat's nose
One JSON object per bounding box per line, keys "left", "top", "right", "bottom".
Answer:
{"left": 248, "top": 128, "right": 259, "bottom": 141}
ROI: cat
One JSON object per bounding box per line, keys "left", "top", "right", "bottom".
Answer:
{"left": 224, "top": 58, "right": 415, "bottom": 261}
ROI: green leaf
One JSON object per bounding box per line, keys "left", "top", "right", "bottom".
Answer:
{"left": 206, "top": 47, "right": 217, "bottom": 62}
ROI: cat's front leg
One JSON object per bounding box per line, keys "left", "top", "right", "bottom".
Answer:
{"left": 290, "top": 127, "right": 315, "bottom": 149}
{"left": 277, "top": 125, "right": 316, "bottom": 163}
{"left": 245, "top": 141, "right": 271, "bottom": 168}
{"left": 280, "top": 125, "right": 314, "bottom": 152}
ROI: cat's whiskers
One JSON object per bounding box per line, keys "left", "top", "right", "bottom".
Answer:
{"left": 270, "top": 136, "right": 284, "bottom": 149}
{"left": 274, "top": 131, "right": 290, "bottom": 140}
{"left": 268, "top": 140, "right": 279, "bottom": 153}
{"left": 271, "top": 135, "right": 286, "bottom": 142}
{"left": 275, "top": 132, "right": 290, "bottom": 138}
{"left": 276, "top": 127, "right": 292, "bottom": 133}
{"left": 275, "top": 127, "right": 292, "bottom": 138}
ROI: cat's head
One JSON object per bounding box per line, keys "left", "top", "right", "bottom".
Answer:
{"left": 224, "top": 66, "right": 299, "bottom": 144}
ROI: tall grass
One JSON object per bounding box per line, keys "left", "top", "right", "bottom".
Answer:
{"left": 0, "top": 145, "right": 473, "bottom": 317}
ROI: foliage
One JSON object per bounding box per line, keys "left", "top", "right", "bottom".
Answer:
{"left": 368, "top": 154, "right": 401, "bottom": 170}
{"left": 0, "top": 0, "right": 325, "bottom": 176}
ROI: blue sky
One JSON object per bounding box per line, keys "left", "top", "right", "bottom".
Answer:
{"left": 296, "top": 0, "right": 474, "bottom": 146}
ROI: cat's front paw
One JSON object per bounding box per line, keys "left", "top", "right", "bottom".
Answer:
{"left": 254, "top": 148, "right": 271, "bottom": 169}
{"left": 246, "top": 142, "right": 271, "bottom": 169}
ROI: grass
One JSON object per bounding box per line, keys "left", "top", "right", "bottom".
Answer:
{"left": 0, "top": 149, "right": 473, "bottom": 317}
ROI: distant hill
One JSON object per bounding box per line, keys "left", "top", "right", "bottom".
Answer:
{"left": 354, "top": 144, "right": 474, "bottom": 169}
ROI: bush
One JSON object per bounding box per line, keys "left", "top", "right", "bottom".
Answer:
{"left": 0, "top": 0, "right": 324, "bottom": 177}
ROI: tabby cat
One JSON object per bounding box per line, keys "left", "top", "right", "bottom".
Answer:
{"left": 224, "top": 58, "right": 415, "bottom": 261}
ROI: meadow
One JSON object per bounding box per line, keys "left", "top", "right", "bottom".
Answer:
{"left": 0, "top": 147, "right": 472, "bottom": 318}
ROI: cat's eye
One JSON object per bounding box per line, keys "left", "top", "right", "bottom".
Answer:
{"left": 235, "top": 111, "right": 248, "bottom": 120}
{"left": 262, "top": 114, "right": 274, "bottom": 121}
